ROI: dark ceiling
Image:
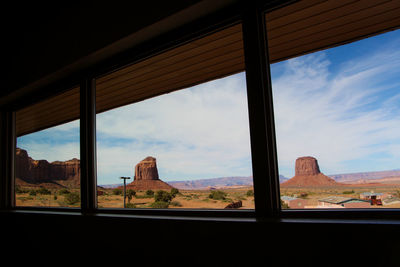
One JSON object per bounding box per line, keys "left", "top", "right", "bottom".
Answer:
{"left": 3, "top": 1, "right": 206, "bottom": 98}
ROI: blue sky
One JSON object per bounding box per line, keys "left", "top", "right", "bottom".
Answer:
{"left": 17, "top": 29, "right": 400, "bottom": 183}
{"left": 272, "top": 29, "right": 400, "bottom": 177}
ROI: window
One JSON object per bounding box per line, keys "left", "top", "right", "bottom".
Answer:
{"left": 95, "top": 24, "right": 255, "bottom": 209}
{"left": 6, "top": 0, "right": 400, "bottom": 220}
{"left": 15, "top": 87, "right": 80, "bottom": 207}
{"left": 266, "top": 1, "right": 400, "bottom": 210}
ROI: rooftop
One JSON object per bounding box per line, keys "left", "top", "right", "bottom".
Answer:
{"left": 319, "top": 196, "right": 368, "bottom": 205}
{"left": 281, "top": 196, "right": 298, "bottom": 201}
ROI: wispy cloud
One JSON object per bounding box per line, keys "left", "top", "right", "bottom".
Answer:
{"left": 17, "top": 74, "right": 253, "bottom": 184}
{"left": 17, "top": 119, "right": 80, "bottom": 162}
{"left": 96, "top": 72, "right": 253, "bottom": 183}
{"left": 272, "top": 37, "right": 400, "bottom": 177}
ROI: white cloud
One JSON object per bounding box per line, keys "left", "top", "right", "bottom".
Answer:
{"left": 96, "top": 72, "right": 253, "bottom": 183}
{"left": 272, "top": 46, "right": 400, "bottom": 177}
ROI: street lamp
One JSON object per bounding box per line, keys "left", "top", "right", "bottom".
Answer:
{"left": 120, "top": 176, "right": 131, "bottom": 208}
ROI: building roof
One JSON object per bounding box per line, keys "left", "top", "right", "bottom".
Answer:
{"left": 319, "top": 196, "right": 368, "bottom": 205}
{"left": 281, "top": 196, "right": 298, "bottom": 201}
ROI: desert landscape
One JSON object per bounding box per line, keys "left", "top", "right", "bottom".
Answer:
{"left": 280, "top": 157, "right": 400, "bottom": 209}
{"left": 14, "top": 148, "right": 400, "bottom": 209}
{"left": 15, "top": 149, "right": 254, "bottom": 209}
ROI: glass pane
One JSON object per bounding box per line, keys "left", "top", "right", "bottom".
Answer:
{"left": 15, "top": 88, "right": 80, "bottom": 208}
{"left": 96, "top": 72, "right": 254, "bottom": 209}
{"left": 271, "top": 29, "right": 400, "bottom": 209}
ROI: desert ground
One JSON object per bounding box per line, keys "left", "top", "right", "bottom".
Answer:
{"left": 280, "top": 184, "right": 400, "bottom": 209}
{"left": 15, "top": 186, "right": 255, "bottom": 209}
{"left": 15, "top": 188, "right": 81, "bottom": 208}
{"left": 16, "top": 184, "right": 400, "bottom": 209}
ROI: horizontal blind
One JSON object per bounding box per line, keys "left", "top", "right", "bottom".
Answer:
{"left": 95, "top": 24, "right": 244, "bottom": 114}
{"left": 16, "top": 0, "right": 400, "bottom": 136}
{"left": 16, "top": 86, "right": 80, "bottom": 137}
{"left": 266, "top": 0, "right": 400, "bottom": 63}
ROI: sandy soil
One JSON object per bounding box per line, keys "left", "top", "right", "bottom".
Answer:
{"left": 280, "top": 184, "right": 400, "bottom": 209}
{"left": 16, "top": 187, "right": 255, "bottom": 209}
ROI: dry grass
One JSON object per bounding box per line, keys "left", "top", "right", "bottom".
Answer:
{"left": 280, "top": 184, "right": 400, "bottom": 209}
{"left": 98, "top": 187, "right": 255, "bottom": 209}
{"left": 16, "top": 187, "right": 255, "bottom": 209}
{"left": 15, "top": 191, "right": 80, "bottom": 208}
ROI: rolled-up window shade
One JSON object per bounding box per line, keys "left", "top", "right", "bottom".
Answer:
{"left": 16, "top": 86, "right": 80, "bottom": 137}
{"left": 266, "top": 0, "right": 400, "bottom": 63}
{"left": 16, "top": 0, "right": 400, "bottom": 136}
{"left": 95, "top": 23, "right": 244, "bottom": 114}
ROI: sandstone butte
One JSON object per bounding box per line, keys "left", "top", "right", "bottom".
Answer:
{"left": 281, "top": 156, "right": 340, "bottom": 187}
{"left": 126, "top": 156, "right": 174, "bottom": 191}
{"left": 15, "top": 148, "right": 80, "bottom": 188}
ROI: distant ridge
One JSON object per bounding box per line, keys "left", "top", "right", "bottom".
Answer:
{"left": 330, "top": 169, "right": 400, "bottom": 183}
{"left": 168, "top": 176, "right": 253, "bottom": 190}
{"left": 100, "top": 175, "right": 290, "bottom": 189}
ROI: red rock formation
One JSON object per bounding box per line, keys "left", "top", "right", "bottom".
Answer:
{"left": 295, "top": 156, "right": 320, "bottom": 176}
{"left": 15, "top": 148, "right": 80, "bottom": 188}
{"left": 281, "top": 156, "right": 339, "bottom": 187}
{"left": 134, "top": 156, "right": 159, "bottom": 181}
{"left": 127, "top": 157, "right": 174, "bottom": 191}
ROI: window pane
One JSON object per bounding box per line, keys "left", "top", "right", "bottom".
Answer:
{"left": 15, "top": 87, "right": 80, "bottom": 208}
{"left": 96, "top": 72, "right": 254, "bottom": 209}
{"left": 270, "top": 28, "right": 400, "bottom": 209}
{"left": 95, "top": 24, "right": 254, "bottom": 210}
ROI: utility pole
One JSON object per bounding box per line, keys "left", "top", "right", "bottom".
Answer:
{"left": 120, "top": 177, "right": 130, "bottom": 208}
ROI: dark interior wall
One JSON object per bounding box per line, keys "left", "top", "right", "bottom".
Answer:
{"left": 2, "top": 1, "right": 400, "bottom": 266}
{"left": 3, "top": 212, "right": 399, "bottom": 266}
{"left": 3, "top": 1, "right": 201, "bottom": 97}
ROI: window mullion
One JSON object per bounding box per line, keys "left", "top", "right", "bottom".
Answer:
{"left": 80, "top": 78, "right": 97, "bottom": 212}
{"left": 0, "top": 111, "right": 15, "bottom": 209}
{"left": 242, "top": 3, "right": 280, "bottom": 219}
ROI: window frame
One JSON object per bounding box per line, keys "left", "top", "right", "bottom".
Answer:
{"left": 263, "top": 2, "right": 400, "bottom": 221}
{"left": 1, "top": 0, "right": 400, "bottom": 223}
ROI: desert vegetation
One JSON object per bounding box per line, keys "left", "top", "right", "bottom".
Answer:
{"left": 96, "top": 187, "right": 255, "bottom": 209}
{"left": 15, "top": 186, "right": 81, "bottom": 207}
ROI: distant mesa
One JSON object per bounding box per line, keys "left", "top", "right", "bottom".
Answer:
{"left": 281, "top": 156, "right": 340, "bottom": 187}
{"left": 15, "top": 148, "right": 80, "bottom": 188}
{"left": 134, "top": 156, "right": 159, "bottom": 181}
{"left": 126, "top": 156, "right": 174, "bottom": 191}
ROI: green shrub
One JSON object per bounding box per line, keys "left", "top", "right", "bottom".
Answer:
{"left": 58, "top": 188, "right": 70, "bottom": 195}
{"left": 154, "top": 190, "right": 173, "bottom": 203}
{"left": 37, "top": 187, "right": 51, "bottom": 195}
{"left": 64, "top": 192, "right": 80, "bottom": 205}
{"left": 113, "top": 188, "right": 122, "bottom": 195}
{"left": 170, "top": 188, "right": 180, "bottom": 197}
{"left": 170, "top": 201, "right": 182, "bottom": 207}
{"left": 15, "top": 186, "right": 29, "bottom": 194}
{"left": 246, "top": 190, "right": 254, "bottom": 197}
{"left": 29, "top": 190, "right": 37, "bottom": 196}
{"left": 145, "top": 190, "right": 154, "bottom": 196}
{"left": 299, "top": 192, "right": 308, "bottom": 199}
{"left": 342, "top": 190, "right": 355, "bottom": 194}
{"left": 150, "top": 201, "right": 169, "bottom": 208}
{"left": 208, "top": 190, "right": 227, "bottom": 200}
{"left": 127, "top": 189, "right": 136, "bottom": 203}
